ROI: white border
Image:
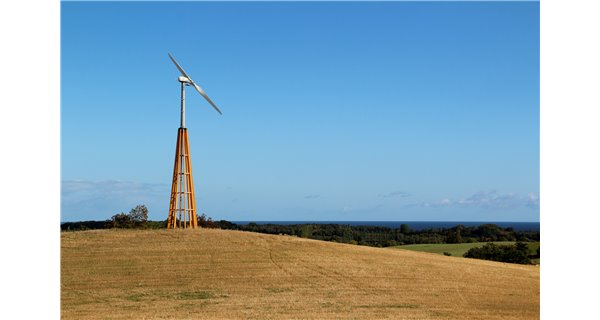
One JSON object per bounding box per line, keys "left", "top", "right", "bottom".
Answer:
{"left": 0, "top": 0, "right": 60, "bottom": 318}
{"left": 541, "top": 0, "right": 600, "bottom": 318}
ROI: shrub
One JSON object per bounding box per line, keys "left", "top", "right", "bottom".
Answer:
{"left": 464, "top": 242, "right": 531, "bottom": 264}
{"left": 198, "top": 213, "right": 218, "bottom": 228}
{"left": 108, "top": 213, "right": 132, "bottom": 228}
{"left": 385, "top": 240, "right": 398, "bottom": 247}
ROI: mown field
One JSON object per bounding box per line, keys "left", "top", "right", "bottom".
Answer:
{"left": 392, "top": 242, "right": 540, "bottom": 263}
{"left": 61, "top": 229, "right": 539, "bottom": 319}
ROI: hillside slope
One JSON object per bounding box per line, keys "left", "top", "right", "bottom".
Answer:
{"left": 61, "top": 229, "right": 539, "bottom": 319}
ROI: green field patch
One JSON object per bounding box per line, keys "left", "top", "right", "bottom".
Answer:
{"left": 391, "top": 242, "right": 539, "bottom": 260}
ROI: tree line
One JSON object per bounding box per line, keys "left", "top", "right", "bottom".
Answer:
{"left": 217, "top": 222, "right": 539, "bottom": 247}
{"left": 60, "top": 208, "right": 540, "bottom": 264}
{"left": 61, "top": 205, "right": 221, "bottom": 231}
{"left": 61, "top": 211, "right": 539, "bottom": 248}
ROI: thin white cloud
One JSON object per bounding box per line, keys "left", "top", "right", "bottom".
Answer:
{"left": 526, "top": 192, "right": 540, "bottom": 208}
{"left": 304, "top": 194, "right": 321, "bottom": 199}
{"left": 61, "top": 180, "right": 170, "bottom": 221}
{"left": 378, "top": 191, "right": 411, "bottom": 198}
{"left": 408, "top": 190, "right": 540, "bottom": 210}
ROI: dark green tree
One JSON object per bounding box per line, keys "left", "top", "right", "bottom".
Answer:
{"left": 198, "top": 213, "right": 218, "bottom": 228}
{"left": 515, "top": 241, "right": 529, "bottom": 253}
{"left": 446, "top": 228, "right": 463, "bottom": 244}
{"left": 128, "top": 205, "right": 149, "bottom": 228}
{"left": 400, "top": 224, "right": 411, "bottom": 234}
{"left": 500, "top": 242, "right": 530, "bottom": 264}
{"left": 464, "top": 242, "right": 531, "bottom": 264}
{"left": 109, "top": 212, "right": 131, "bottom": 228}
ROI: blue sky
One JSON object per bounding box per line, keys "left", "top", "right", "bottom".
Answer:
{"left": 61, "top": 1, "right": 539, "bottom": 222}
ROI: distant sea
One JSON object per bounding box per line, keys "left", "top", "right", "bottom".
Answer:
{"left": 232, "top": 221, "right": 540, "bottom": 232}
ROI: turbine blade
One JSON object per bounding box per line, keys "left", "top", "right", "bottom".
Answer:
{"left": 168, "top": 52, "right": 222, "bottom": 115}
{"left": 191, "top": 82, "right": 223, "bottom": 115}
{"left": 168, "top": 53, "right": 193, "bottom": 81}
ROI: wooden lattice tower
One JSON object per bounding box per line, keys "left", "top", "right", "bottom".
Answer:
{"left": 166, "top": 53, "right": 222, "bottom": 229}
{"left": 167, "top": 127, "right": 197, "bottom": 228}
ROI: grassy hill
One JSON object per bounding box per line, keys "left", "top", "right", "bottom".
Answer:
{"left": 61, "top": 229, "right": 539, "bottom": 319}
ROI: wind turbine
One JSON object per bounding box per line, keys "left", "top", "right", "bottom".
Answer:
{"left": 166, "top": 53, "right": 222, "bottom": 229}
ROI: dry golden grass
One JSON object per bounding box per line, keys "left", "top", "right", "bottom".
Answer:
{"left": 61, "top": 229, "right": 539, "bottom": 319}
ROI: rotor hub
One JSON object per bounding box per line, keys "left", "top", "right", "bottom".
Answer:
{"left": 178, "top": 76, "right": 192, "bottom": 84}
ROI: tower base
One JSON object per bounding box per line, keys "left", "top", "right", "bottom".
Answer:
{"left": 167, "top": 128, "right": 198, "bottom": 229}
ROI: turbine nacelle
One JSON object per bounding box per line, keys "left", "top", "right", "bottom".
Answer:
{"left": 178, "top": 76, "right": 192, "bottom": 84}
